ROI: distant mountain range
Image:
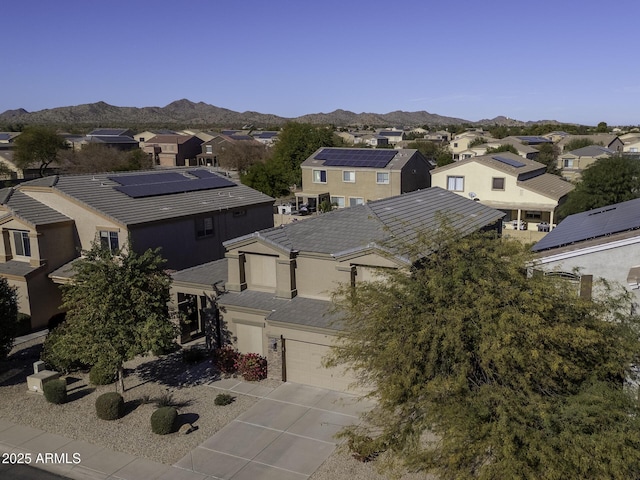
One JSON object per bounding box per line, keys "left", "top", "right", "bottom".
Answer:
{"left": 0, "top": 99, "right": 559, "bottom": 128}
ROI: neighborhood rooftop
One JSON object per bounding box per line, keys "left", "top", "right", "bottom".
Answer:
{"left": 532, "top": 197, "right": 640, "bottom": 252}
{"left": 225, "top": 187, "right": 505, "bottom": 258}
{"left": 17, "top": 168, "right": 274, "bottom": 226}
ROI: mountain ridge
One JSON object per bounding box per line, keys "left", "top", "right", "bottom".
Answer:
{"left": 0, "top": 99, "right": 554, "bottom": 128}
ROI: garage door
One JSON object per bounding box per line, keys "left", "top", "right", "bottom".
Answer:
{"left": 284, "top": 339, "right": 357, "bottom": 393}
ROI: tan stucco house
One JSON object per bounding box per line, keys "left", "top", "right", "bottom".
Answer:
{"left": 143, "top": 134, "right": 203, "bottom": 167}
{"left": 558, "top": 145, "right": 616, "bottom": 182}
{"left": 296, "top": 147, "right": 432, "bottom": 210}
{"left": 170, "top": 188, "right": 505, "bottom": 392}
{"left": 0, "top": 168, "right": 274, "bottom": 330}
{"left": 431, "top": 152, "right": 574, "bottom": 230}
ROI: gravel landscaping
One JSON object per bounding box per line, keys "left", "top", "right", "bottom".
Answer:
{"left": 1, "top": 337, "right": 429, "bottom": 479}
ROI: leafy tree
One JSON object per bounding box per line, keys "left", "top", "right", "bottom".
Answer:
{"left": 485, "top": 144, "right": 519, "bottom": 155}
{"left": 563, "top": 137, "right": 596, "bottom": 152}
{"left": 407, "top": 141, "right": 452, "bottom": 167}
{"left": 242, "top": 122, "right": 334, "bottom": 197}
{"left": 557, "top": 155, "right": 640, "bottom": 220}
{"left": 218, "top": 141, "right": 270, "bottom": 173}
{"left": 596, "top": 121, "right": 609, "bottom": 133}
{"left": 327, "top": 228, "right": 640, "bottom": 479}
{"left": 13, "top": 126, "right": 67, "bottom": 177}
{"left": 0, "top": 277, "right": 19, "bottom": 361}
{"left": 58, "top": 144, "right": 152, "bottom": 174}
{"left": 468, "top": 137, "right": 487, "bottom": 148}
{"left": 41, "top": 243, "right": 178, "bottom": 392}
{"left": 534, "top": 142, "right": 561, "bottom": 175}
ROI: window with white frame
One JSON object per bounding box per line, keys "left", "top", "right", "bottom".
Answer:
{"left": 331, "top": 196, "right": 345, "bottom": 208}
{"left": 447, "top": 176, "right": 464, "bottom": 191}
{"left": 563, "top": 158, "right": 574, "bottom": 168}
{"left": 12, "top": 231, "right": 31, "bottom": 257}
{"left": 99, "top": 230, "right": 119, "bottom": 252}
{"left": 205, "top": 145, "right": 213, "bottom": 154}
{"left": 349, "top": 197, "right": 364, "bottom": 207}
{"left": 376, "top": 172, "right": 389, "bottom": 184}
{"left": 312, "top": 170, "right": 327, "bottom": 183}
{"left": 195, "top": 216, "right": 214, "bottom": 238}
{"left": 342, "top": 171, "right": 356, "bottom": 183}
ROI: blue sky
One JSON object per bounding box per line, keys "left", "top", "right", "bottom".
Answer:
{"left": 3, "top": 0, "right": 640, "bottom": 126}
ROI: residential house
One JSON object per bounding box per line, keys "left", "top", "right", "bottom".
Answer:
{"left": 542, "top": 131, "right": 570, "bottom": 143}
{"left": 0, "top": 132, "right": 20, "bottom": 149}
{"left": 532, "top": 197, "right": 640, "bottom": 303}
{"left": 457, "top": 137, "right": 539, "bottom": 161}
{"left": 558, "top": 145, "right": 616, "bottom": 182}
{"left": 143, "top": 134, "right": 203, "bottom": 167}
{"left": 296, "top": 147, "right": 432, "bottom": 210}
{"left": 252, "top": 131, "right": 279, "bottom": 146}
{"left": 557, "top": 134, "right": 624, "bottom": 153}
{"left": 134, "top": 130, "right": 178, "bottom": 149}
{"left": 0, "top": 168, "right": 274, "bottom": 330}
{"left": 450, "top": 130, "right": 492, "bottom": 159}
{"left": 431, "top": 152, "right": 574, "bottom": 230}
{"left": 170, "top": 188, "right": 504, "bottom": 391}
{"left": 377, "top": 130, "right": 406, "bottom": 145}
{"left": 65, "top": 129, "right": 139, "bottom": 152}
{"left": 196, "top": 134, "right": 263, "bottom": 168}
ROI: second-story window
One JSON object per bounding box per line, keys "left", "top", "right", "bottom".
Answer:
{"left": 376, "top": 172, "right": 389, "bottom": 184}
{"left": 13, "top": 231, "right": 31, "bottom": 257}
{"left": 196, "top": 216, "right": 214, "bottom": 238}
{"left": 492, "top": 177, "right": 505, "bottom": 190}
{"left": 206, "top": 145, "right": 213, "bottom": 154}
{"left": 343, "top": 171, "right": 355, "bottom": 183}
{"left": 563, "top": 158, "right": 574, "bottom": 168}
{"left": 100, "top": 231, "right": 119, "bottom": 252}
{"left": 313, "top": 170, "right": 327, "bottom": 183}
{"left": 447, "top": 176, "right": 464, "bottom": 191}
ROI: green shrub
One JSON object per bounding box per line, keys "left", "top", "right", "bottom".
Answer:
{"left": 95, "top": 392, "right": 124, "bottom": 420}
{"left": 182, "top": 347, "right": 207, "bottom": 364}
{"left": 151, "top": 406, "right": 177, "bottom": 435}
{"left": 41, "top": 324, "right": 90, "bottom": 373}
{"left": 89, "top": 361, "right": 117, "bottom": 385}
{"left": 43, "top": 379, "right": 67, "bottom": 404}
{"left": 214, "top": 393, "right": 235, "bottom": 406}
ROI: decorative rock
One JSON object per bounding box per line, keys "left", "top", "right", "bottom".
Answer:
{"left": 178, "top": 423, "right": 194, "bottom": 435}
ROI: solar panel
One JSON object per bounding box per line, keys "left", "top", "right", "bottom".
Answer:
{"left": 492, "top": 156, "right": 526, "bottom": 168}
{"left": 315, "top": 149, "right": 396, "bottom": 168}
{"left": 114, "top": 176, "right": 236, "bottom": 198}
{"left": 532, "top": 198, "right": 640, "bottom": 252}
{"left": 108, "top": 172, "right": 187, "bottom": 186}
{"left": 187, "top": 169, "right": 218, "bottom": 178}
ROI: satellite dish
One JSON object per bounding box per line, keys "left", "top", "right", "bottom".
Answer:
{"left": 468, "top": 192, "right": 477, "bottom": 199}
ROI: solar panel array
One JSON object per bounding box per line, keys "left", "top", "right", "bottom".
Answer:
{"left": 492, "top": 155, "right": 526, "bottom": 168}
{"left": 532, "top": 198, "right": 640, "bottom": 252}
{"left": 108, "top": 172, "right": 187, "bottom": 186}
{"left": 109, "top": 171, "right": 235, "bottom": 198}
{"left": 315, "top": 149, "right": 396, "bottom": 168}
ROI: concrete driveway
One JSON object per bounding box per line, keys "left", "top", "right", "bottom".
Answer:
{"left": 174, "top": 381, "right": 372, "bottom": 479}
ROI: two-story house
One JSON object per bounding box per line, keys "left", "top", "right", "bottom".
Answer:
{"left": 143, "top": 134, "right": 203, "bottom": 167}
{"left": 296, "top": 147, "right": 432, "bottom": 210}
{"left": 532, "top": 197, "right": 640, "bottom": 304}
{"left": 196, "top": 134, "right": 264, "bottom": 168}
{"left": 558, "top": 145, "right": 616, "bottom": 182}
{"left": 0, "top": 168, "right": 274, "bottom": 330}
{"left": 431, "top": 152, "right": 574, "bottom": 230}
{"left": 170, "top": 187, "right": 504, "bottom": 392}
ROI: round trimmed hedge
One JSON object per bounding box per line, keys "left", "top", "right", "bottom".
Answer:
{"left": 151, "top": 406, "right": 177, "bottom": 435}
{"left": 95, "top": 392, "right": 124, "bottom": 420}
{"left": 43, "top": 379, "right": 67, "bottom": 404}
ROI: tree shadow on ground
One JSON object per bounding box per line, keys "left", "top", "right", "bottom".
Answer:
{"left": 176, "top": 412, "right": 199, "bottom": 429}
{"left": 0, "top": 344, "right": 45, "bottom": 387}
{"left": 133, "top": 351, "right": 221, "bottom": 388}
{"left": 67, "top": 387, "right": 95, "bottom": 403}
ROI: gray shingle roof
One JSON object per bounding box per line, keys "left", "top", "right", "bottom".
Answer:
{"left": 217, "top": 291, "right": 343, "bottom": 331}
{"left": 18, "top": 169, "right": 274, "bottom": 226}
{"left": 227, "top": 187, "right": 504, "bottom": 258}
{"left": 171, "top": 258, "right": 227, "bottom": 287}
{"left": 532, "top": 197, "right": 640, "bottom": 252}
{"left": 1, "top": 189, "right": 72, "bottom": 226}
{"left": 0, "top": 260, "right": 41, "bottom": 277}
{"left": 517, "top": 174, "right": 574, "bottom": 201}
{"left": 567, "top": 145, "right": 616, "bottom": 157}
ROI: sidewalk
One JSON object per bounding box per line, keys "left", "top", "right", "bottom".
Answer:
{"left": 0, "top": 378, "right": 371, "bottom": 480}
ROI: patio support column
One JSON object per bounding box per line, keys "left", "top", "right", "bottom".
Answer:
{"left": 517, "top": 209, "right": 522, "bottom": 230}
{"left": 549, "top": 210, "right": 555, "bottom": 231}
